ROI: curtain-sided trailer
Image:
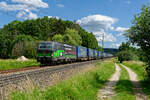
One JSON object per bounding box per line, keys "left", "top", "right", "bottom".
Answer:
{"left": 97, "top": 51, "right": 103, "bottom": 59}
{"left": 87, "top": 48, "right": 94, "bottom": 60}
{"left": 93, "top": 50, "right": 98, "bottom": 59}
{"left": 76, "top": 46, "right": 88, "bottom": 60}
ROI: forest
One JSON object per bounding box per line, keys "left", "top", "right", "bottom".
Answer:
{"left": 0, "top": 16, "right": 102, "bottom": 59}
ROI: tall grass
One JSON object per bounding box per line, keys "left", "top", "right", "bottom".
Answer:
{"left": 113, "top": 64, "right": 135, "bottom": 100}
{"left": 123, "top": 61, "right": 150, "bottom": 99}
{"left": 10, "top": 59, "right": 115, "bottom": 100}
{"left": 0, "top": 59, "right": 40, "bottom": 70}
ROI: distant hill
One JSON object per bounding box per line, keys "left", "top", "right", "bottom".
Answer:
{"left": 103, "top": 48, "right": 118, "bottom": 56}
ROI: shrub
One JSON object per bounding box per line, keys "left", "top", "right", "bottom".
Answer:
{"left": 117, "top": 51, "right": 132, "bottom": 63}
{"left": 23, "top": 41, "right": 38, "bottom": 58}
{"left": 11, "top": 35, "right": 37, "bottom": 58}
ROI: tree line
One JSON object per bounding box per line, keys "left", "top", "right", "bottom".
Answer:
{"left": 0, "top": 16, "right": 102, "bottom": 59}
{"left": 117, "top": 42, "right": 144, "bottom": 63}
{"left": 118, "top": 5, "right": 150, "bottom": 80}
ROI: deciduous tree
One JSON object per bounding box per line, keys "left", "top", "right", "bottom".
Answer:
{"left": 126, "top": 5, "right": 150, "bottom": 78}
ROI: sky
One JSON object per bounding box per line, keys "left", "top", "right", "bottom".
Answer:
{"left": 0, "top": 0, "right": 149, "bottom": 48}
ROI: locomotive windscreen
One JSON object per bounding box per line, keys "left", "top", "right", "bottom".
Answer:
{"left": 39, "top": 43, "right": 52, "bottom": 49}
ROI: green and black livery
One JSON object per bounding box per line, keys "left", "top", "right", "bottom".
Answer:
{"left": 37, "top": 41, "right": 76, "bottom": 65}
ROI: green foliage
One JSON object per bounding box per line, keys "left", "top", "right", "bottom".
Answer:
{"left": 10, "top": 59, "right": 115, "bottom": 100}
{"left": 0, "top": 34, "right": 12, "bottom": 58}
{"left": 123, "top": 61, "right": 150, "bottom": 99}
{"left": 11, "top": 35, "right": 35, "bottom": 58}
{"left": 87, "top": 33, "right": 99, "bottom": 50}
{"left": 52, "top": 34, "right": 63, "bottom": 43}
{"left": 118, "top": 42, "right": 130, "bottom": 51}
{"left": 23, "top": 41, "right": 38, "bottom": 58}
{"left": 0, "top": 16, "right": 102, "bottom": 59}
{"left": 0, "top": 59, "right": 40, "bottom": 70}
{"left": 78, "top": 29, "right": 101, "bottom": 51}
{"left": 126, "top": 5, "right": 150, "bottom": 78}
{"left": 113, "top": 64, "right": 135, "bottom": 100}
{"left": 136, "top": 49, "right": 147, "bottom": 62}
{"left": 117, "top": 51, "right": 132, "bottom": 63}
{"left": 117, "top": 42, "right": 139, "bottom": 63}
{"left": 12, "top": 34, "right": 34, "bottom": 46}
{"left": 63, "top": 28, "right": 82, "bottom": 46}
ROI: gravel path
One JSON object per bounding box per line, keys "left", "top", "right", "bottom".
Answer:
{"left": 121, "top": 64, "right": 147, "bottom": 100}
{"left": 97, "top": 63, "right": 121, "bottom": 100}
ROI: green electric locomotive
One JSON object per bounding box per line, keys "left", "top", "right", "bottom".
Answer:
{"left": 37, "top": 41, "right": 76, "bottom": 65}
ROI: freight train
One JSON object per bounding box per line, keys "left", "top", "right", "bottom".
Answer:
{"left": 37, "top": 41, "right": 112, "bottom": 65}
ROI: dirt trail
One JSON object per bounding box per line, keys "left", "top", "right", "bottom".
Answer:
{"left": 97, "top": 63, "right": 121, "bottom": 100}
{"left": 121, "top": 64, "right": 147, "bottom": 100}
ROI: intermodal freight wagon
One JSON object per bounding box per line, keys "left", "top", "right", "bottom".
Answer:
{"left": 76, "top": 46, "right": 88, "bottom": 60}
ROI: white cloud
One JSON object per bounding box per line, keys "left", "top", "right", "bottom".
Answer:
{"left": 117, "top": 33, "right": 123, "bottom": 37}
{"left": 77, "top": 14, "right": 118, "bottom": 32}
{"left": 57, "top": 4, "right": 64, "bottom": 8}
{"left": 16, "top": 11, "right": 26, "bottom": 18}
{"left": 17, "top": 10, "right": 38, "bottom": 19}
{"left": 94, "top": 30, "right": 116, "bottom": 42}
{"left": 76, "top": 14, "right": 118, "bottom": 42}
{"left": 28, "top": 11, "right": 38, "bottom": 19}
{"left": 12, "top": 0, "right": 48, "bottom": 8}
{"left": 115, "top": 27, "right": 129, "bottom": 32}
{"left": 0, "top": 0, "right": 48, "bottom": 19}
{"left": 48, "top": 16, "right": 60, "bottom": 20}
{"left": 115, "top": 27, "right": 129, "bottom": 37}
{"left": 105, "top": 34, "right": 116, "bottom": 42}
{"left": 48, "top": 16, "right": 52, "bottom": 18}
{"left": 0, "top": 2, "right": 29, "bottom": 11}
{"left": 55, "top": 16, "right": 60, "bottom": 19}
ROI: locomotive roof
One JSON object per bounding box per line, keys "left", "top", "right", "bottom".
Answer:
{"left": 40, "top": 41, "right": 53, "bottom": 43}
{"left": 39, "top": 41, "right": 101, "bottom": 52}
{"left": 39, "top": 41, "right": 75, "bottom": 47}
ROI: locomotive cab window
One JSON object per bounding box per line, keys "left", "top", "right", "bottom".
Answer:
{"left": 39, "top": 43, "right": 52, "bottom": 49}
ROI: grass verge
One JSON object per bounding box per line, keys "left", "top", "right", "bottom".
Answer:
{"left": 113, "top": 63, "right": 135, "bottom": 100}
{"left": 123, "top": 61, "right": 150, "bottom": 99}
{"left": 0, "top": 59, "right": 40, "bottom": 70}
{"left": 10, "top": 59, "right": 115, "bottom": 100}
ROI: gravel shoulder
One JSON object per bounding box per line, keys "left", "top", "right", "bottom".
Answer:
{"left": 121, "top": 64, "right": 147, "bottom": 100}
{"left": 97, "top": 63, "right": 121, "bottom": 100}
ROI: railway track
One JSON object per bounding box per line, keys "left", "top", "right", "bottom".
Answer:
{"left": 0, "top": 60, "right": 101, "bottom": 99}
{"left": 0, "top": 60, "right": 100, "bottom": 87}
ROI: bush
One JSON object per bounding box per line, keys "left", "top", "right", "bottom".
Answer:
{"left": 146, "top": 67, "right": 150, "bottom": 80}
{"left": 117, "top": 50, "right": 139, "bottom": 63}
{"left": 0, "top": 35, "right": 12, "bottom": 58}
{"left": 23, "top": 41, "right": 38, "bottom": 58}
{"left": 117, "top": 51, "right": 132, "bottom": 63}
{"left": 11, "top": 41, "right": 25, "bottom": 58}
{"left": 11, "top": 35, "right": 37, "bottom": 58}
{"left": 63, "top": 28, "right": 82, "bottom": 46}
{"left": 52, "top": 34, "right": 63, "bottom": 43}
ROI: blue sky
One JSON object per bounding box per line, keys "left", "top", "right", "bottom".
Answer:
{"left": 0, "top": 0, "right": 149, "bottom": 48}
